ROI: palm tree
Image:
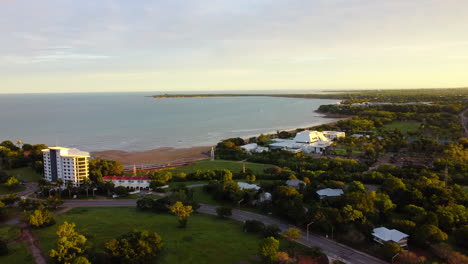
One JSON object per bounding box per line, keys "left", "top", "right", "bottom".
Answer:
{"left": 65, "top": 180, "right": 73, "bottom": 199}
{"left": 55, "top": 178, "right": 64, "bottom": 197}
{"left": 82, "top": 177, "right": 91, "bottom": 198}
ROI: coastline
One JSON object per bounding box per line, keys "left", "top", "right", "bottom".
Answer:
{"left": 91, "top": 115, "right": 352, "bottom": 165}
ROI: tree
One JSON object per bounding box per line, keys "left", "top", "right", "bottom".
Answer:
{"left": 29, "top": 205, "right": 55, "bottom": 228}
{"left": 347, "top": 181, "right": 366, "bottom": 193}
{"left": 105, "top": 230, "right": 163, "bottom": 264}
{"left": 114, "top": 186, "right": 129, "bottom": 197}
{"left": 243, "top": 220, "right": 265, "bottom": 233}
{"left": 170, "top": 201, "right": 193, "bottom": 228}
{"left": 46, "top": 196, "right": 63, "bottom": 210}
{"left": 414, "top": 225, "right": 448, "bottom": 246}
{"left": 259, "top": 236, "right": 279, "bottom": 263}
{"left": 4, "top": 176, "right": 19, "bottom": 190}
{"left": 398, "top": 251, "right": 427, "bottom": 264}
{"left": 66, "top": 180, "right": 74, "bottom": 199}
{"left": 380, "top": 241, "right": 402, "bottom": 260}
{"left": 49, "top": 222, "right": 87, "bottom": 264}
{"left": 81, "top": 177, "right": 91, "bottom": 198}
{"left": 283, "top": 228, "right": 301, "bottom": 242}
{"left": 246, "top": 174, "right": 256, "bottom": 184}
{"left": 216, "top": 206, "right": 232, "bottom": 218}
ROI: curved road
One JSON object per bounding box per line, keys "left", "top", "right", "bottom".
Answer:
{"left": 63, "top": 199, "right": 387, "bottom": 264}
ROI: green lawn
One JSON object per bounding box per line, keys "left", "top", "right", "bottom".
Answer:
{"left": 0, "top": 185, "right": 26, "bottom": 195}
{"left": 0, "top": 225, "right": 21, "bottom": 242}
{"left": 331, "top": 146, "right": 362, "bottom": 156}
{"left": 33, "top": 207, "right": 262, "bottom": 264}
{"left": 0, "top": 242, "right": 33, "bottom": 263}
{"left": 162, "top": 159, "right": 276, "bottom": 175}
{"left": 7, "top": 167, "right": 42, "bottom": 182}
{"left": 382, "top": 121, "right": 421, "bottom": 134}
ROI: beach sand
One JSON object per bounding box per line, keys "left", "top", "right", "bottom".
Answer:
{"left": 91, "top": 146, "right": 211, "bottom": 165}
{"left": 91, "top": 116, "right": 352, "bottom": 165}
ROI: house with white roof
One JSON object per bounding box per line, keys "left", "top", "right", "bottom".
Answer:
{"left": 269, "top": 131, "right": 343, "bottom": 154}
{"left": 286, "top": 179, "right": 306, "bottom": 189}
{"left": 372, "top": 227, "right": 409, "bottom": 247}
{"left": 240, "top": 143, "right": 269, "bottom": 154}
{"left": 316, "top": 188, "right": 344, "bottom": 198}
{"left": 238, "top": 182, "right": 261, "bottom": 191}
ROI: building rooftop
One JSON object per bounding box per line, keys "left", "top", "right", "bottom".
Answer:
{"left": 372, "top": 227, "right": 409, "bottom": 243}
{"left": 42, "top": 146, "right": 90, "bottom": 157}
{"left": 238, "top": 182, "right": 260, "bottom": 190}
{"left": 316, "top": 188, "right": 344, "bottom": 197}
{"left": 286, "top": 179, "right": 306, "bottom": 188}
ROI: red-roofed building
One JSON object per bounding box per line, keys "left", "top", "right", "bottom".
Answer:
{"left": 103, "top": 175, "right": 151, "bottom": 190}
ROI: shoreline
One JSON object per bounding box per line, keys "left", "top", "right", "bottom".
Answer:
{"left": 91, "top": 115, "right": 352, "bottom": 165}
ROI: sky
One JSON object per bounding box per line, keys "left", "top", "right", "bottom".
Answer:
{"left": 1, "top": 0, "right": 468, "bottom": 93}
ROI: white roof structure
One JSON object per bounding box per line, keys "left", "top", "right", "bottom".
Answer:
{"left": 286, "top": 179, "right": 306, "bottom": 189}
{"left": 259, "top": 192, "right": 272, "bottom": 202}
{"left": 294, "top": 131, "right": 329, "bottom": 143}
{"left": 42, "top": 146, "right": 90, "bottom": 157}
{"left": 316, "top": 188, "right": 344, "bottom": 197}
{"left": 372, "top": 227, "right": 408, "bottom": 243}
{"left": 238, "top": 182, "right": 261, "bottom": 190}
{"left": 241, "top": 143, "right": 259, "bottom": 152}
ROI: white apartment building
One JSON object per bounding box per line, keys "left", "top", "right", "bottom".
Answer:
{"left": 42, "top": 146, "right": 90, "bottom": 187}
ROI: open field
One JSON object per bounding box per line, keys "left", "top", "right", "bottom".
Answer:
{"left": 6, "top": 167, "right": 42, "bottom": 182}
{"left": 0, "top": 185, "right": 26, "bottom": 195}
{"left": 33, "top": 207, "right": 263, "bottom": 264}
{"left": 163, "top": 159, "right": 276, "bottom": 175}
{"left": 382, "top": 121, "right": 421, "bottom": 134}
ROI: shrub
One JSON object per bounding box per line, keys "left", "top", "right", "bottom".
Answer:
{"left": 114, "top": 186, "right": 129, "bottom": 197}
{"left": 262, "top": 224, "right": 281, "bottom": 239}
{"left": 216, "top": 206, "right": 232, "bottom": 218}
{"left": 243, "top": 220, "right": 265, "bottom": 233}
{"left": 0, "top": 240, "right": 8, "bottom": 256}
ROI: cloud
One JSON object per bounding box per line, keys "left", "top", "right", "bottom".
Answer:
{"left": 0, "top": 50, "right": 111, "bottom": 64}
{"left": 292, "top": 56, "right": 336, "bottom": 63}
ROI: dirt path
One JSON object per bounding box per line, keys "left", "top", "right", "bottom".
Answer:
{"left": 19, "top": 224, "right": 47, "bottom": 264}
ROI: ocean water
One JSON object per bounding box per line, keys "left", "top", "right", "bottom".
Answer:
{"left": 0, "top": 93, "right": 341, "bottom": 151}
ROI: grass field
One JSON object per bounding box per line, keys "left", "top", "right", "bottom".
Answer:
{"left": 162, "top": 159, "right": 275, "bottom": 175}
{"left": 33, "top": 207, "right": 263, "bottom": 264}
{"left": 0, "top": 185, "right": 26, "bottom": 195}
{"left": 382, "top": 121, "right": 421, "bottom": 134}
{"left": 0, "top": 242, "right": 33, "bottom": 263}
{"left": 331, "top": 146, "right": 362, "bottom": 156}
{"left": 7, "top": 167, "right": 42, "bottom": 182}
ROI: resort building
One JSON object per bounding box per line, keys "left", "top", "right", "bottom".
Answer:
{"left": 316, "top": 188, "right": 344, "bottom": 199}
{"left": 372, "top": 227, "right": 409, "bottom": 247}
{"left": 103, "top": 176, "right": 151, "bottom": 190}
{"left": 42, "top": 146, "right": 90, "bottom": 187}
{"left": 269, "top": 131, "right": 344, "bottom": 154}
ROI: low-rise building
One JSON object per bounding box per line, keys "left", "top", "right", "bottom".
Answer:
{"left": 240, "top": 143, "right": 269, "bottom": 154}
{"left": 103, "top": 176, "right": 151, "bottom": 190}
{"left": 269, "top": 131, "right": 344, "bottom": 154}
{"left": 316, "top": 188, "right": 344, "bottom": 198}
{"left": 238, "top": 182, "right": 261, "bottom": 190}
{"left": 286, "top": 179, "right": 306, "bottom": 189}
{"left": 372, "top": 227, "right": 409, "bottom": 247}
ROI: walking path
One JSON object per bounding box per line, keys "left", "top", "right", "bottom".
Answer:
{"left": 62, "top": 200, "right": 387, "bottom": 264}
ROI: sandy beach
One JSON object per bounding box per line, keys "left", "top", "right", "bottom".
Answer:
{"left": 92, "top": 146, "right": 211, "bottom": 165}
{"left": 91, "top": 116, "right": 352, "bottom": 165}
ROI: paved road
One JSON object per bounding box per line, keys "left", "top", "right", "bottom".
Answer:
{"left": 62, "top": 200, "right": 387, "bottom": 264}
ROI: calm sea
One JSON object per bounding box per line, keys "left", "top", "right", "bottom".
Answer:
{"left": 0, "top": 92, "right": 341, "bottom": 151}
